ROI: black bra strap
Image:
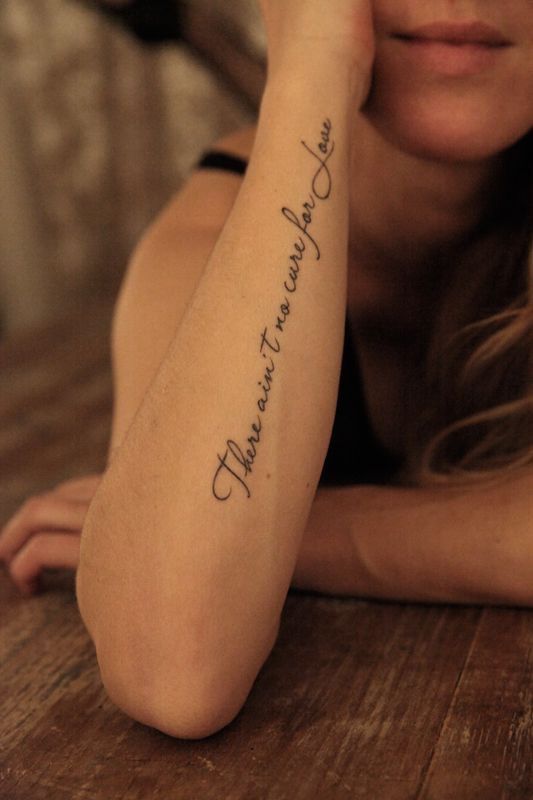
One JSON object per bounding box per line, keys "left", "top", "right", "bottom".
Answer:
{"left": 197, "top": 151, "right": 248, "bottom": 176}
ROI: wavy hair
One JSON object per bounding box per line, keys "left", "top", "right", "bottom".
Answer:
{"left": 408, "top": 132, "right": 533, "bottom": 487}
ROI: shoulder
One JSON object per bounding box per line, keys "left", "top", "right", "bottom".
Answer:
{"left": 133, "top": 123, "right": 257, "bottom": 266}
{"left": 210, "top": 124, "right": 257, "bottom": 160}
{"left": 158, "top": 124, "right": 257, "bottom": 233}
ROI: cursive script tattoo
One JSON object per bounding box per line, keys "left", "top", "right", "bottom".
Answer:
{"left": 212, "top": 118, "right": 334, "bottom": 501}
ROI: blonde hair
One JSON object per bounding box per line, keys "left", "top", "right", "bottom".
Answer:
{"left": 409, "top": 132, "right": 533, "bottom": 487}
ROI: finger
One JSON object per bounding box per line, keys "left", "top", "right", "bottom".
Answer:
{"left": 0, "top": 495, "right": 89, "bottom": 563}
{"left": 8, "top": 532, "right": 81, "bottom": 596}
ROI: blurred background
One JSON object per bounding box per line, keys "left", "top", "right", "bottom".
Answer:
{"left": 0, "top": 0, "right": 266, "bottom": 339}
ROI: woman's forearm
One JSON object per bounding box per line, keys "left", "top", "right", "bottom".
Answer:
{"left": 77, "top": 64, "right": 355, "bottom": 731}
{"left": 293, "top": 474, "right": 533, "bottom": 605}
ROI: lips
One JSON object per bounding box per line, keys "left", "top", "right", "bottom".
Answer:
{"left": 396, "top": 21, "right": 512, "bottom": 48}
{"left": 390, "top": 20, "right": 512, "bottom": 77}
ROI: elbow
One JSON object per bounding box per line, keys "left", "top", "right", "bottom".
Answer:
{"left": 76, "top": 500, "right": 276, "bottom": 739}
{"left": 98, "top": 655, "right": 249, "bottom": 740}
{"left": 77, "top": 578, "right": 260, "bottom": 740}
{"left": 77, "top": 578, "right": 248, "bottom": 740}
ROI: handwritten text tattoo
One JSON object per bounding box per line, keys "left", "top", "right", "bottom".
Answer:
{"left": 212, "top": 119, "right": 334, "bottom": 502}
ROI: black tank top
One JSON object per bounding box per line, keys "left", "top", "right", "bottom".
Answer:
{"left": 196, "top": 150, "right": 401, "bottom": 485}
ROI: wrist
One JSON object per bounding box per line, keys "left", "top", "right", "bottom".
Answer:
{"left": 292, "top": 487, "right": 372, "bottom": 596}
{"left": 263, "top": 53, "right": 367, "bottom": 114}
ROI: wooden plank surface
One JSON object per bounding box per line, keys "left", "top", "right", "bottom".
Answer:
{"left": 1, "top": 305, "right": 532, "bottom": 799}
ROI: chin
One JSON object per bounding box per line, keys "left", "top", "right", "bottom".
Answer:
{"left": 363, "top": 69, "right": 532, "bottom": 163}
{"left": 365, "top": 90, "right": 531, "bottom": 163}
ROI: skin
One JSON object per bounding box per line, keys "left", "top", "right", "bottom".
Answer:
{"left": 368, "top": 0, "right": 533, "bottom": 161}
{"left": 0, "top": 0, "right": 531, "bottom": 595}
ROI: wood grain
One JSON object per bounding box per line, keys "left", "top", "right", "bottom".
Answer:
{"left": 1, "top": 304, "right": 532, "bottom": 799}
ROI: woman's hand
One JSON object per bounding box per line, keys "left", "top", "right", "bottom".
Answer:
{"left": 259, "top": 0, "right": 375, "bottom": 107}
{"left": 0, "top": 474, "right": 102, "bottom": 596}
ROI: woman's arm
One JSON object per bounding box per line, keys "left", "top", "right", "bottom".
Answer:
{"left": 293, "top": 472, "right": 533, "bottom": 605}
{"left": 76, "top": 1, "right": 374, "bottom": 740}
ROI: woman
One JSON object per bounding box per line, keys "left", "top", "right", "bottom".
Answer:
{"left": 1, "top": 0, "right": 532, "bottom": 738}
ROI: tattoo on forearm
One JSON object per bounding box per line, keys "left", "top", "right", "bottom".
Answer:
{"left": 212, "top": 118, "right": 334, "bottom": 502}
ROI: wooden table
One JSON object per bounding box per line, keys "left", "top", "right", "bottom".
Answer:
{"left": 1, "top": 304, "right": 532, "bottom": 799}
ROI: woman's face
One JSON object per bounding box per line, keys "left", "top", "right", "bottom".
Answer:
{"left": 366, "top": 0, "right": 533, "bottom": 161}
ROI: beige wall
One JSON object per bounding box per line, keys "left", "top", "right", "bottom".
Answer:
{"left": 0, "top": 0, "right": 253, "bottom": 336}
